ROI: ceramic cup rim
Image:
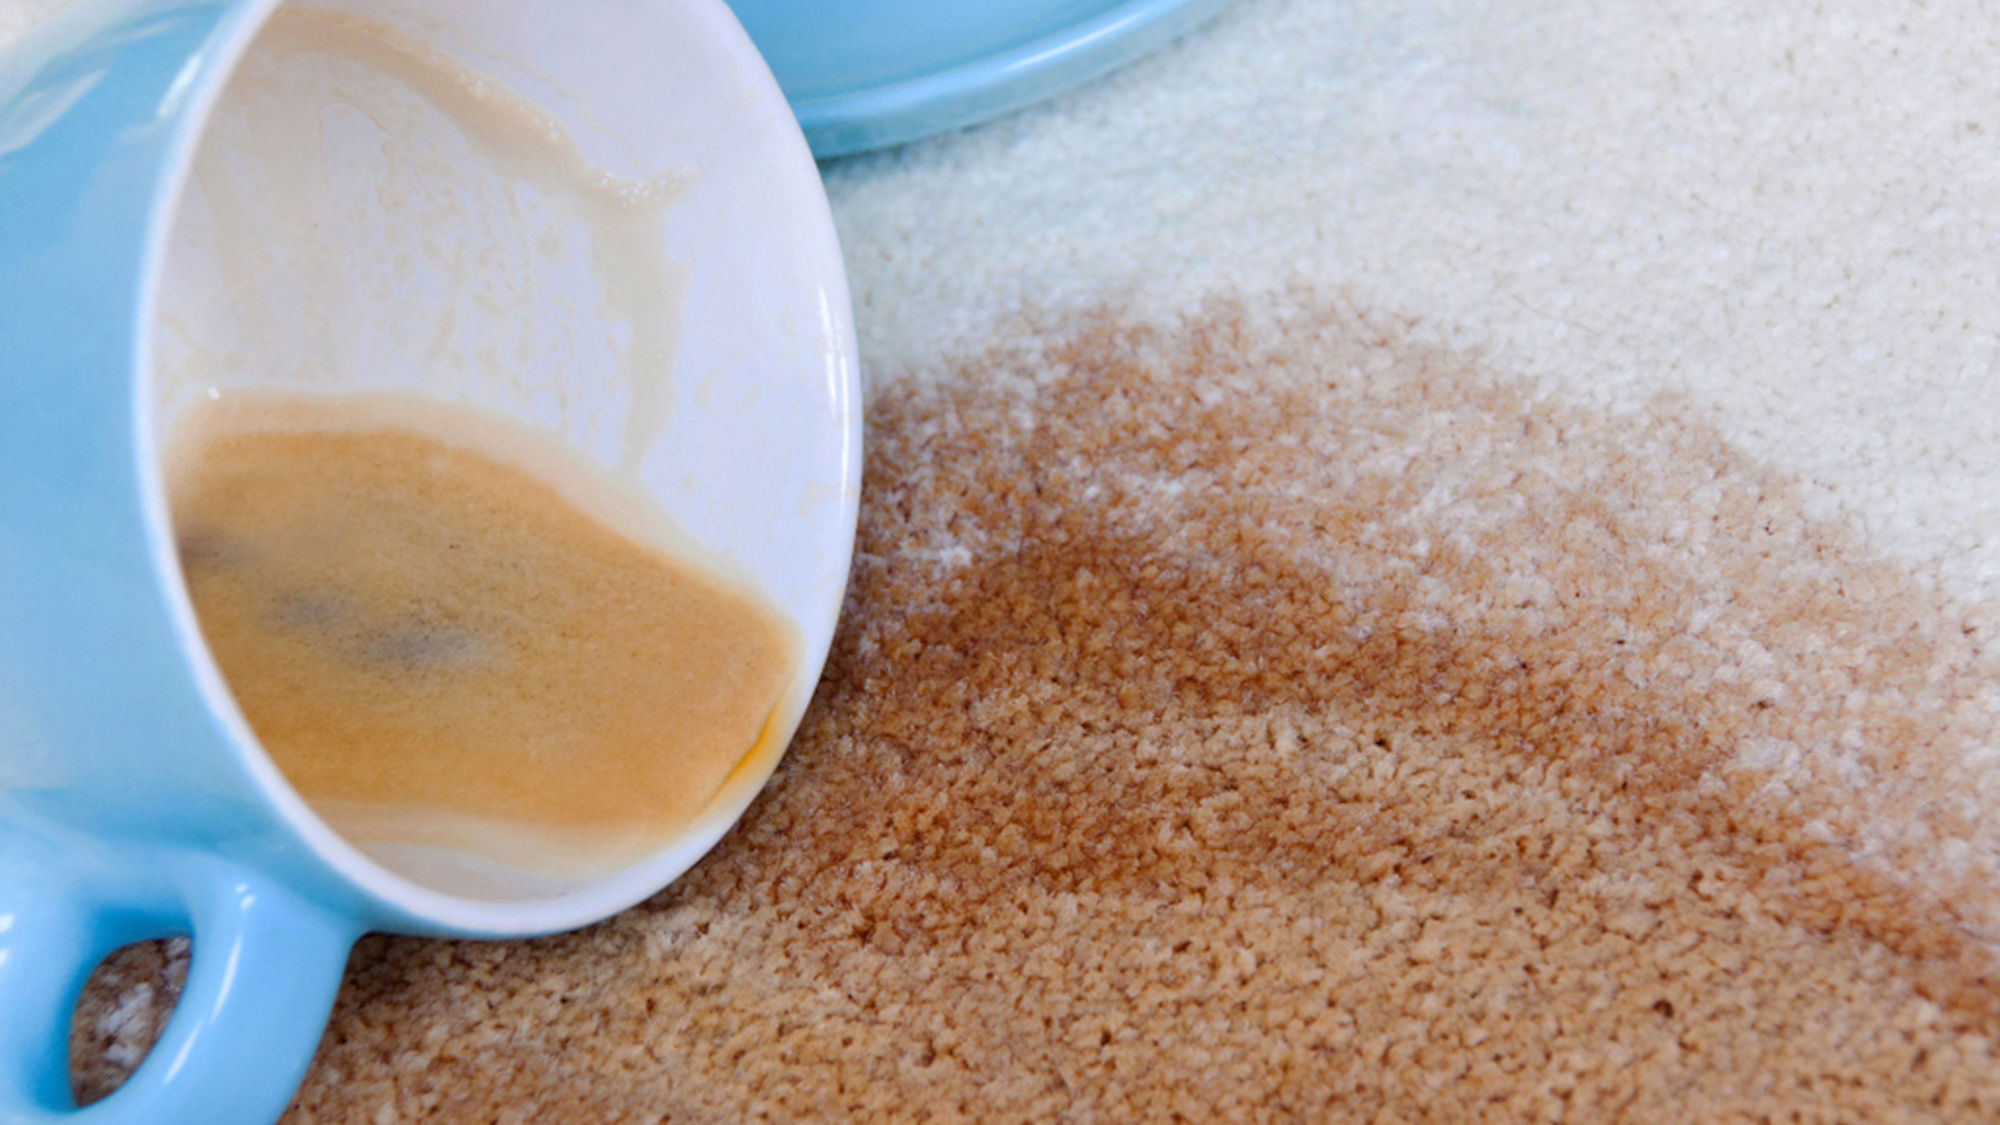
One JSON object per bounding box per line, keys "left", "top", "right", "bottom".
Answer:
{"left": 128, "top": 0, "right": 857, "bottom": 936}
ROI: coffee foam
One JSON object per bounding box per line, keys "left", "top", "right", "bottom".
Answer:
{"left": 168, "top": 393, "right": 798, "bottom": 881}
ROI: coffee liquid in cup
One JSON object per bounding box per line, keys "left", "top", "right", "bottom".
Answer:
{"left": 156, "top": 11, "right": 800, "bottom": 881}
{"left": 169, "top": 395, "right": 796, "bottom": 879}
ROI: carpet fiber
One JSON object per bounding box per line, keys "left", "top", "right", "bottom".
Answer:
{"left": 75, "top": 298, "right": 2000, "bottom": 1119}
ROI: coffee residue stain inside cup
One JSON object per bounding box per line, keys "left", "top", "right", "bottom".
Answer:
{"left": 77, "top": 294, "right": 2000, "bottom": 1119}
{"left": 159, "top": 6, "right": 691, "bottom": 474}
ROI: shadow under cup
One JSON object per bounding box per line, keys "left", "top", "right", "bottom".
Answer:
{"left": 146, "top": 0, "right": 858, "bottom": 915}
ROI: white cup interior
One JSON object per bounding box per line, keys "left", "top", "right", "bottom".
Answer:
{"left": 146, "top": 0, "right": 858, "bottom": 923}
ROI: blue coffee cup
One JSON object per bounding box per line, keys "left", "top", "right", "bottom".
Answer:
{"left": 0, "top": 0, "right": 860, "bottom": 1120}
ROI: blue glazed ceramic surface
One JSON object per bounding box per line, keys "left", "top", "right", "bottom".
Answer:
{"left": 0, "top": 3, "right": 371, "bottom": 1119}
{"left": 727, "top": 0, "right": 1236, "bottom": 157}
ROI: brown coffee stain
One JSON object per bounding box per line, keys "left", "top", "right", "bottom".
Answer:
{"left": 75, "top": 295, "right": 2000, "bottom": 1120}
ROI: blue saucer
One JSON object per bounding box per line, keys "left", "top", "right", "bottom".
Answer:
{"left": 726, "top": 0, "right": 1236, "bottom": 158}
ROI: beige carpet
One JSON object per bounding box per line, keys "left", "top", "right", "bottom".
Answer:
{"left": 40, "top": 0, "right": 2000, "bottom": 1118}
{"left": 74, "top": 298, "right": 2000, "bottom": 1119}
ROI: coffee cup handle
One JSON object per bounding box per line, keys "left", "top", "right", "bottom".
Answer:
{"left": 0, "top": 835, "right": 358, "bottom": 1124}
